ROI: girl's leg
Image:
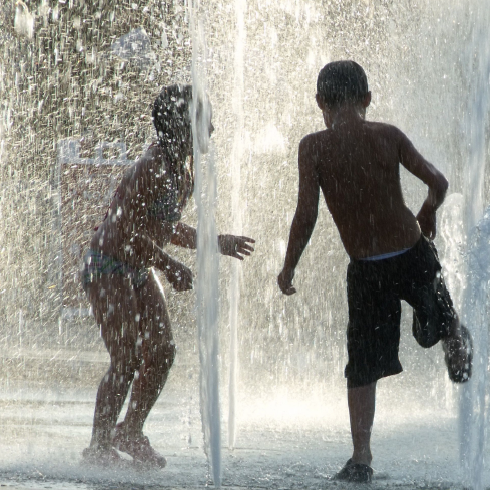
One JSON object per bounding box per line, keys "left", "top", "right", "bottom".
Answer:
{"left": 114, "top": 269, "right": 175, "bottom": 465}
{"left": 84, "top": 274, "right": 140, "bottom": 453}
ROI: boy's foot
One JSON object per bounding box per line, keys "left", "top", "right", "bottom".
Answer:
{"left": 333, "top": 458, "right": 373, "bottom": 483}
{"left": 112, "top": 424, "right": 167, "bottom": 468}
{"left": 81, "top": 445, "right": 122, "bottom": 467}
{"left": 443, "top": 324, "right": 473, "bottom": 383}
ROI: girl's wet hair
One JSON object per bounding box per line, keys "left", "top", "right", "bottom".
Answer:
{"left": 317, "top": 61, "right": 369, "bottom": 108}
{"left": 152, "top": 84, "right": 193, "bottom": 147}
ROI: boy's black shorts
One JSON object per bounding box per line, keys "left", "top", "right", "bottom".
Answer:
{"left": 345, "top": 235, "right": 455, "bottom": 388}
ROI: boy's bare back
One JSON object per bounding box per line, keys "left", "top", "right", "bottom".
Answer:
{"left": 300, "top": 119, "right": 428, "bottom": 259}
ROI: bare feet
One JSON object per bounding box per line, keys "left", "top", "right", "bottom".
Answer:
{"left": 333, "top": 459, "right": 373, "bottom": 483}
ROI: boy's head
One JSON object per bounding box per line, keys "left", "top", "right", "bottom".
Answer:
{"left": 316, "top": 61, "right": 370, "bottom": 109}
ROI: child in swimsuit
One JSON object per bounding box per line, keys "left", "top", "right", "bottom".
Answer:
{"left": 277, "top": 61, "right": 472, "bottom": 482}
{"left": 82, "top": 84, "right": 255, "bottom": 467}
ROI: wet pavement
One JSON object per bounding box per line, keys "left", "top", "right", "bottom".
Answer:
{"left": 0, "top": 352, "right": 484, "bottom": 490}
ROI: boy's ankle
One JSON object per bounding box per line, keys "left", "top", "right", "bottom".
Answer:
{"left": 351, "top": 451, "right": 372, "bottom": 466}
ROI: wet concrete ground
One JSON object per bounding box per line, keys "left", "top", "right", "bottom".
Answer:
{"left": 0, "top": 351, "right": 485, "bottom": 490}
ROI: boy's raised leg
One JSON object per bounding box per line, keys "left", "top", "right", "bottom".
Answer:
{"left": 443, "top": 316, "right": 472, "bottom": 383}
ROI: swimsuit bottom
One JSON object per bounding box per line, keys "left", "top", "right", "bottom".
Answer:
{"left": 82, "top": 249, "right": 148, "bottom": 289}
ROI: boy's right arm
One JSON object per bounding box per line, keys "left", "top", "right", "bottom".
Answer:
{"left": 398, "top": 129, "right": 449, "bottom": 239}
{"left": 278, "top": 137, "right": 320, "bottom": 295}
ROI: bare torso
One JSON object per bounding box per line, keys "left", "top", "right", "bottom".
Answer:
{"left": 89, "top": 144, "right": 193, "bottom": 269}
{"left": 304, "top": 120, "right": 421, "bottom": 259}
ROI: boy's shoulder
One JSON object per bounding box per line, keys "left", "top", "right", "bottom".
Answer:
{"left": 298, "top": 122, "right": 410, "bottom": 171}
{"left": 364, "top": 120, "right": 406, "bottom": 139}
{"left": 300, "top": 121, "right": 404, "bottom": 146}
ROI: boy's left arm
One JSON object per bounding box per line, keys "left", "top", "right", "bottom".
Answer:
{"left": 278, "top": 138, "right": 320, "bottom": 295}
{"left": 398, "top": 129, "right": 448, "bottom": 239}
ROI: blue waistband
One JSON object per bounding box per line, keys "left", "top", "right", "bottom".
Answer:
{"left": 359, "top": 248, "right": 410, "bottom": 261}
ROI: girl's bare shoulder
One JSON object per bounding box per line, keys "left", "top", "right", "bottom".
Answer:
{"left": 123, "top": 144, "right": 166, "bottom": 191}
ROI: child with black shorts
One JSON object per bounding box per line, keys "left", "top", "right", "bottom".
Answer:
{"left": 277, "top": 60, "right": 472, "bottom": 483}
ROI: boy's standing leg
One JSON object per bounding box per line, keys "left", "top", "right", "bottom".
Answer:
{"left": 348, "top": 382, "right": 376, "bottom": 466}
{"left": 331, "top": 383, "right": 376, "bottom": 483}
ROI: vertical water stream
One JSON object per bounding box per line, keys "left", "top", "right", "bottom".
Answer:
{"left": 189, "top": 2, "right": 222, "bottom": 485}
{"left": 227, "top": 0, "right": 246, "bottom": 451}
{"left": 459, "top": 2, "right": 490, "bottom": 489}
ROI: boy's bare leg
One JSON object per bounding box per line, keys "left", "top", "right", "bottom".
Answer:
{"left": 348, "top": 381, "right": 376, "bottom": 466}
{"left": 118, "top": 269, "right": 175, "bottom": 442}
{"left": 84, "top": 275, "right": 139, "bottom": 455}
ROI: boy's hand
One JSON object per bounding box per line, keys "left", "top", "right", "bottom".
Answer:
{"left": 277, "top": 269, "right": 296, "bottom": 295}
{"left": 416, "top": 203, "right": 437, "bottom": 240}
{"left": 218, "top": 234, "right": 255, "bottom": 260}
{"left": 164, "top": 260, "right": 193, "bottom": 291}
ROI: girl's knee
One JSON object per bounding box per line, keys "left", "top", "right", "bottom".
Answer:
{"left": 166, "top": 340, "right": 176, "bottom": 368}
{"left": 110, "top": 351, "right": 139, "bottom": 378}
{"left": 156, "top": 340, "right": 176, "bottom": 369}
{"left": 144, "top": 339, "right": 176, "bottom": 373}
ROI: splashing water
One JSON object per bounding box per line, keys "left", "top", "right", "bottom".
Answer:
{"left": 2, "top": 0, "right": 490, "bottom": 488}
{"left": 227, "top": 0, "right": 247, "bottom": 451}
{"left": 14, "top": 1, "right": 34, "bottom": 40}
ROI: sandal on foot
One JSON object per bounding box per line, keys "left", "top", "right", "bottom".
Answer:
{"left": 443, "top": 324, "right": 473, "bottom": 383}
{"left": 112, "top": 423, "right": 167, "bottom": 468}
{"left": 334, "top": 458, "right": 373, "bottom": 483}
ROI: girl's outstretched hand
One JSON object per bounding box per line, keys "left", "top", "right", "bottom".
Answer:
{"left": 218, "top": 234, "right": 255, "bottom": 260}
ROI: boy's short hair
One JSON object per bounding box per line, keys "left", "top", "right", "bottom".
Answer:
{"left": 152, "top": 84, "right": 192, "bottom": 146}
{"left": 317, "top": 61, "right": 369, "bottom": 108}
